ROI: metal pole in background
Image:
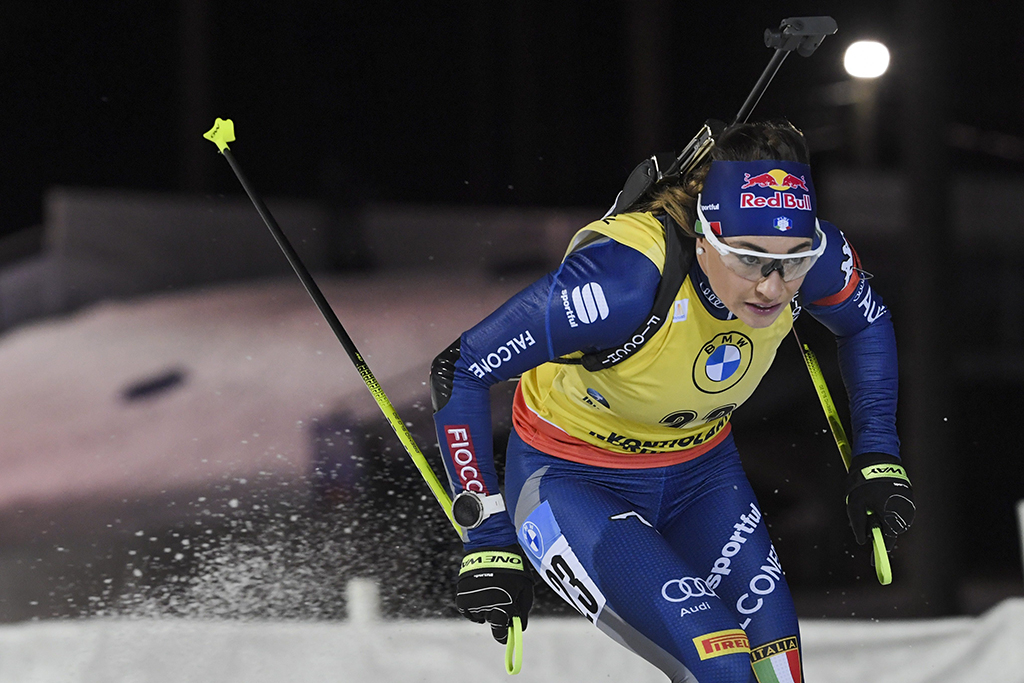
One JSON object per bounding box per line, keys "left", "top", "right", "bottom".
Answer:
{"left": 899, "top": 0, "right": 959, "bottom": 616}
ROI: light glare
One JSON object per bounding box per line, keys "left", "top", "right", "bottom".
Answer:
{"left": 843, "top": 41, "right": 890, "bottom": 79}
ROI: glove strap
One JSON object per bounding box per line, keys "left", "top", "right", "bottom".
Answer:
{"left": 860, "top": 462, "right": 909, "bottom": 483}
{"left": 846, "top": 453, "right": 910, "bottom": 495}
{"left": 460, "top": 549, "right": 526, "bottom": 576}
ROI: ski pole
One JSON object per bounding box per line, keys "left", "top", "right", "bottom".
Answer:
{"left": 203, "top": 120, "right": 525, "bottom": 673}
{"left": 202, "top": 118, "right": 462, "bottom": 537}
{"left": 792, "top": 329, "right": 892, "bottom": 585}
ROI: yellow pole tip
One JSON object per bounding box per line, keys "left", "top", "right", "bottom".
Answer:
{"left": 203, "top": 118, "right": 236, "bottom": 152}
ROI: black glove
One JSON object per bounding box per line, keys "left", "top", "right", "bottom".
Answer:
{"left": 456, "top": 546, "right": 533, "bottom": 644}
{"left": 845, "top": 453, "right": 916, "bottom": 545}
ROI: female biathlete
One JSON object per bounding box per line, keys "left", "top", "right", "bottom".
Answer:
{"left": 429, "top": 121, "right": 915, "bottom": 683}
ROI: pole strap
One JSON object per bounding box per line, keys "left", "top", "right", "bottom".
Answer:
{"left": 505, "top": 616, "right": 523, "bottom": 675}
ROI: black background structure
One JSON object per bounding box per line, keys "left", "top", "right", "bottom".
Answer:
{"left": 2, "top": 2, "right": 1022, "bottom": 235}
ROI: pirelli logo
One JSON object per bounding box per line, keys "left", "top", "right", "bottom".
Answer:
{"left": 750, "top": 635, "right": 798, "bottom": 662}
{"left": 693, "top": 629, "right": 750, "bottom": 660}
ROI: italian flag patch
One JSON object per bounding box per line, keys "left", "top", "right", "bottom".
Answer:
{"left": 750, "top": 636, "right": 801, "bottom": 683}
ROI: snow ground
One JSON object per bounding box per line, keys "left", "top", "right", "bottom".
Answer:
{"left": 1, "top": 599, "right": 1022, "bottom": 683}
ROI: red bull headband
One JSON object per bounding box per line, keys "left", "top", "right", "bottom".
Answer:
{"left": 695, "top": 160, "right": 818, "bottom": 243}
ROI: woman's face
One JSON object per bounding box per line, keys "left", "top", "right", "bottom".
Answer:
{"left": 695, "top": 234, "right": 811, "bottom": 328}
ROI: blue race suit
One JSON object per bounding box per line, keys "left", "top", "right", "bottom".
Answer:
{"left": 432, "top": 213, "right": 898, "bottom": 683}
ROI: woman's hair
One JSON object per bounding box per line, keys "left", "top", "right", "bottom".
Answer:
{"left": 637, "top": 119, "right": 810, "bottom": 237}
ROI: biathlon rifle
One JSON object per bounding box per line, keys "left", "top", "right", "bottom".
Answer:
{"left": 604, "top": 16, "right": 838, "bottom": 217}
{"left": 607, "top": 16, "right": 890, "bottom": 584}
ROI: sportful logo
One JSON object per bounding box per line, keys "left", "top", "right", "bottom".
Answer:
{"left": 571, "top": 283, "right": 609, "bottom": 324}
{"left": 560, "top": 289, "right": 578, "bottom": 327}
{"left": 706, "top": 502, "right": 761, "bottom": 590}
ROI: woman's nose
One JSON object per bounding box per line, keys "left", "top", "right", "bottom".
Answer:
{"left": 755, "top": 271, "right": 786, "bottom": 299}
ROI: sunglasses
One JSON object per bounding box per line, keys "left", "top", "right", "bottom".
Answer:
{"left": 695, "top": 198, "right": 827, "bottom": 282}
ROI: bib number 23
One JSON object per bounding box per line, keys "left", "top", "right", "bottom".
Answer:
{"left": 541, "top": 547, "right": 605, "bottom": 624}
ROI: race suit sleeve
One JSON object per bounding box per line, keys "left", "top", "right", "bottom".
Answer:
{"left": 800, "top": 220, "right": 900, "bottom": 459}
{"left": 432, "top": 238, "right": 661, "bottom": 548}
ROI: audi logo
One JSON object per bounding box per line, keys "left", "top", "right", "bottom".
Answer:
{"left": 661, "top": 576, "right": 717, "bottom": 603}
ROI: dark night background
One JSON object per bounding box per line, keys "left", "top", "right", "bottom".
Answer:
{"left": 3, "top": 1, "right": 1021, "bottom": 233}
{"left": 0, "top": 1, "right": 1023, "bottom": 623}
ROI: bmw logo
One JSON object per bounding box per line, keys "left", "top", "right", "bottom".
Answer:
{"left": 520, "top": 521, "right": 544, "bottom": 558}
{"left": 693, "top": 332, "right": 753, "bottom": 394}
{"left": 705, "top": 344, "right": 742, "bottom": 381}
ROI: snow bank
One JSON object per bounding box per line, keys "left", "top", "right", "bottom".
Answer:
{"left": 2, "top": 599, "right": 1022, "bottom": 683}
{"left": 0, "top": 272, "right": 531, "bottom": 517}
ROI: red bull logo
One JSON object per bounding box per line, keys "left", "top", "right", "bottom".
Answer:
{"left": 739, "top": 169, "right": 812, "bottom": 211}
{"left": 740, "top": 192, "right": 811, "bottom": 211}
{"left": 740, "top": 169, "right": 809, "bottom": 192}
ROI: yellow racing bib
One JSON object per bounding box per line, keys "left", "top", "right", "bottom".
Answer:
{"left": 514, "top": 213, "right": 793, "bottom": 466}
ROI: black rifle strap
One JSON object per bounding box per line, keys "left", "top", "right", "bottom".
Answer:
{"left": 551, "top": 215, "right": 695, "bottom": 372}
